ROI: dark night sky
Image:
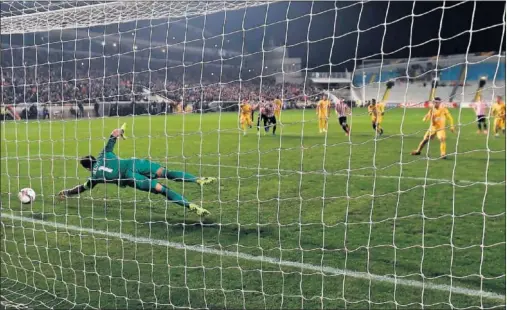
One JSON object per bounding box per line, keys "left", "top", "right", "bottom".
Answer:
{"left": 203, "top": 1, "right": 507, "bottom": 70}
{"left": 2, "top": 1, "right": 506, "bottom": 72}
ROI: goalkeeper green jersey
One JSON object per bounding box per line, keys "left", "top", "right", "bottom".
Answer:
{"left": 84, "top": 136, "right": 131, "bottom": 189}
{"left": 83, "top": 135, "right": 164, "bottom": 190}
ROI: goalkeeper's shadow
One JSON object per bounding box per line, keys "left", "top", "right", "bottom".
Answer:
{"left": 58, "top": 200, "right": 272, "bottom": 237}
{"left": 148, "top": 214, "right": 271, "bottom": 238}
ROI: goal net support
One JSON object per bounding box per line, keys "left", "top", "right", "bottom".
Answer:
{"left": 1, "top": 1, "right": 506, "bottom": 309}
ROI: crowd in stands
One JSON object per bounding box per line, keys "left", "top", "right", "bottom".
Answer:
{"left": 1, "top": 58, "right": 320, "bottom": 106}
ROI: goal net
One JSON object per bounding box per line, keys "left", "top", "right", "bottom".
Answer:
{"left": 1, "top": 1, "right": 506, "bottom": 309}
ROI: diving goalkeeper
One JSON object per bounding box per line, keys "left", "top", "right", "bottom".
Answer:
{"left": 58, "top": 127, "right": 215, "bottom": 216}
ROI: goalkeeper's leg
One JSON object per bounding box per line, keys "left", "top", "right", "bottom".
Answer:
{"left": 134, "top": 159, "right": 216, "bottom": 186}
{"left": 127, "top": 171, "right": 210, "bottom": 216}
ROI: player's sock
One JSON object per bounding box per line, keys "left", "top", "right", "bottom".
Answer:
{"left": 163, "top": 170, "right": 198, "bottom": 183}
{"left": 440, "top": 141, "right": 446, "bottom": 157}
{"left": 272, "top": 124, "right": 276, "bottom": 135}
{"left": 372, "top": 123, "right": 376, "bottom": 131}
{"left": 160, "top": 185, "right": 190, "bottom": 207}
{"left": 416, "top": 139, "right": 428, "bottom": 153}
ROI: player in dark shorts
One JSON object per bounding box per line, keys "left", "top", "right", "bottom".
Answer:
{"left": 257, "top": 101, "right": 277, "bottom": 135}
{"left": 58, "top": 127, "right": 215, "bottom": 216}
{"left": 334, "top": 97, "right": 350, "bottom": 135}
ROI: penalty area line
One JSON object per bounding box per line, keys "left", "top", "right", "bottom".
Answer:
{"left": 2, "top": 212, "right": 505, "bottom": 302}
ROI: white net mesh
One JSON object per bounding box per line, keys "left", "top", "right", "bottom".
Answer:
{"left": 1, "top": 1, "right": 506, "bottom": 309}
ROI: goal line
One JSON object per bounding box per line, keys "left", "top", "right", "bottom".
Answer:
{"left": 1, "top": 212, "right": 504, "bottom": 302}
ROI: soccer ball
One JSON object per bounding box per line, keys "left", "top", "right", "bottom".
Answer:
{"left": 18, "top": 188, "right": 36, "bottom": 204}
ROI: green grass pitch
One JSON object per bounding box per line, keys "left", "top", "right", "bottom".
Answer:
{"left": 1, "top": 108, "right": 505, "bottom": 309}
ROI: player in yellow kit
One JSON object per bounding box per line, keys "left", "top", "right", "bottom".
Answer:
{"left": 175, "top": 102, "right": 183, "bottom": 113}
{"left": 411, "top": 97, "right": 455, "bottom": 159}
{"left": 491, "top": 95, "right": 506, "bottom": 137}
{"left": 239, "top": 100, "right": 253, "bottom": 135}
{"left": 368, "top": 99, "right": 385, "bottom": 136}
{"left": 274, "top": 96, "right": 283, "bottom": 122}
{"left": 316, "top": 94, "right": 331, "bottom": 133}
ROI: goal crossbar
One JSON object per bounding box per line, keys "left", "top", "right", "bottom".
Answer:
{"left": 1, "top": 0, "right": 277, "bottom": 35}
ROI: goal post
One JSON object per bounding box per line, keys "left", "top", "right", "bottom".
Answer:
{"left": 1, "top": 1, "right": 506, "bottom": 309}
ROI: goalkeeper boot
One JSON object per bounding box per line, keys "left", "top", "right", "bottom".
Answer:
{"left": 188, "top": 203, "right": 210, "bottom": 216}
{"left": 197, "top": 177, "right": 216, "bottom": 187}
{"left": 411, "top": 150, "right": 421, "bottom": 156}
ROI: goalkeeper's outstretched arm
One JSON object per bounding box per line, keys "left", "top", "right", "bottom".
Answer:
{"left": 100, "top": 127, "right": 125, "bottom": 154}
{"left": 59, "top": 179, "right": 97, "bottom": 198}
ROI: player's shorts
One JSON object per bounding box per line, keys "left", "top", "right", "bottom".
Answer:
{"left": 122, "top": 159, "right": 165, "bottom": 192}
{"left": 424, "top": 127, "right": 446, "bottom": 140}
{"left": 129, "top": 159, "right": 163, "bottom": 178}
{"left": 267, "top": 116, "right": 277, "bottom": 125}
{"left": 338, "top": 116, "right": 347, "bottom": 126}
{"left": 371, "top": 116, "right": 383, "bottom": 124}
{"left": 274, "top": 109, "right": 281, "bottom": 117}
{"left": 494, "top": 117, "right": 506, "bottom": 129}
{"left": 477, "top": 115, "right": 486, "bottom": 123}
{"left": 259, "top": 114, "right": 269, "bottom": 123}
{"left": 240, "top": 114, "right": 252, "bottom": 124}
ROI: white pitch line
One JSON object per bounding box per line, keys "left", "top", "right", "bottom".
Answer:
{"left": 163, "top": 161, "right": 505, "bottom": 186}
{"left": 2, "top": 213, "right": 505, "bottom": 302}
